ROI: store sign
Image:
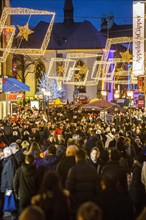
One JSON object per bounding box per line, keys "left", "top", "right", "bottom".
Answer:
{"left": 133, "top": 2, "right": 144, "bottom": 76}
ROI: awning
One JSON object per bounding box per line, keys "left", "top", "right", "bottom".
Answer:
{"left": 2, "top": 78, "right": 30, "bottom": 92}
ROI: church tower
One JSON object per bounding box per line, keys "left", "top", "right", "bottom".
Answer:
{"left": 64, "top": 0, "right": 74, "bottom": 26}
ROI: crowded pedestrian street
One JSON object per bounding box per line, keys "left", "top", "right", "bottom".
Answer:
{"left": 0, "top": 104, "right": 145, "bottom": 220}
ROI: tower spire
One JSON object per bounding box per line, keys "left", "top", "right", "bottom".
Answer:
{"left": 64, "top": 0, "right": 74, "bottom": 25}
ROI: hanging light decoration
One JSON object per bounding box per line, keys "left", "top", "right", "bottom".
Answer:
{"left": 0, "top": 7, "right": 55, "bottom": 56}
{"left": 120, "top": 49, "right": 133, "bottom": 63}
{"left": 16, "top": 22, "right": 34, "bottom": 41}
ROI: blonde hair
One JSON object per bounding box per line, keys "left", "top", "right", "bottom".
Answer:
{"left": 27, "top": 142, "right": 42, "bottom": 159}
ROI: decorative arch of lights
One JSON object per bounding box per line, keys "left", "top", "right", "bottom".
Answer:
{"left": 47, "top": 58, "right": 76, "bottom": 80}
{"left": 91, "top": 59, "right": 116, "bottom": 82}
{"left": 0, "top": 7, "right": 55, "bottom": 56}
{"left": 94, "top": 37, "right": 133, "bottom": 82}
{"left": 47, "top": 53, "right": 102, "bottom": 85}
{"left": 63, "top": 53, "right": 102, "bottom": 85}
{"left": 104, "top": 57, "right": 137, "bottom": 84}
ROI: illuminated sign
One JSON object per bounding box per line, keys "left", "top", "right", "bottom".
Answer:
{"left": 133, "top": 2, "right": 145, "bottom": 75}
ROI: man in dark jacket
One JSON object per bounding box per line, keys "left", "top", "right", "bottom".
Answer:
{"left": 56, "top": 143, "right": 78, "bottom": 187}
{"left": 109, "top": 131, "right": 125, "bottom": 154}
{"left": 13, "top": 154, "right": 39, "bottom": 213}
{"left": 102, "top": 149, "right": 128, "bottom": 195}
{"left": 66, "top": 149, "right": 99, "bottom": 218}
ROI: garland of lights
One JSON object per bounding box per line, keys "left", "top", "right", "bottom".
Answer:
{"left": 91, "top": 59, "right": 116, "bottom": 82}
{"left": 0, "top": 7, "right": 55, "bottom": 56}
{"left": 63, "top": 53, "right": 101, "bottom": 85}
{"left": 96, "top": 37, "right": 133, "bottom": 81}
{"left": 48, "top": 53, "right": 102, "bottom": 85}
{"left": 47, "top": 58, "right": 75, "bottom": 80}
{"left": 67, "top": 53, "right": 101, "bottom": 59}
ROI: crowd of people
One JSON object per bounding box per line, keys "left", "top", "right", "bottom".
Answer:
{"left": 0, "top": 104, "right": 146, "bottom": 220}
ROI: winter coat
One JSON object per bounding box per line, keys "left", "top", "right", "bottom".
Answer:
{"left": 1, "top": 155, "right": 17, "bottom": 193}
{"left": 97, "top": 189, "right": 134, "bottom": 220}
{"left": 56, "top": 156, "right": 75, "bottom": 188}
{"left": 129, "top": 161, "right": 146, "bottom": 211}
{"left": 13, "top": 163, "right": 39, "bottom": 200}
{"left": 102, "top": 160, "right": 128, "bottom": 194}
{"left": 66, "top": 160, "right": 99, "bottom": 210}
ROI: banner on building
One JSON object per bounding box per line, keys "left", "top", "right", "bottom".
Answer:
{"left": 133, "top": 2, "right": 145, "bottom": 76}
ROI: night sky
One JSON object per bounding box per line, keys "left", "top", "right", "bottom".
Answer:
{"left": 11, "top": 0, "right": 133, "bottom": 31}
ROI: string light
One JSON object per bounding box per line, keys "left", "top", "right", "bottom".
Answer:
{"left": 98, "top": 37, "right": 133, "bottom": 76}
{"left": 0, "top": 7, "right": 55, "bottom": 55}
{"left": 91, "top": 59, "right": 116, "bottom": 82}
{"left": 67, "top": 53, "right": 100, "bottom": 59}
{"left": 47, "top": 58, "right": 76, "bottom": 80}
{"left": 63, "top": 53, "right": 102, "bottom": 85}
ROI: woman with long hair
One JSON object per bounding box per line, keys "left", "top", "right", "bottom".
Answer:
{"left": 31, "top": 171, "right": 71, "bottom": 220}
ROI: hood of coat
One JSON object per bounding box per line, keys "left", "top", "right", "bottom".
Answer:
{"left": 21, "top": 163, "right": 36, "bottom": 175}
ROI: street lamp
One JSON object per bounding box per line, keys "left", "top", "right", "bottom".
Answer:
{"left": 101, "top": 90, "right": 107, "bottom": 98}
{"left": 114, "top": 90, "right": 120, "bottom": 100}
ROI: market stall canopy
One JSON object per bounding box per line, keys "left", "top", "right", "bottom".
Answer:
{"left": 2, "top": 78, "right": 30, "bottom": 92}
{"left": 82, "top": 99, "right": 118, "bottom": 109}
{"left": 107, "top": 105, "right": 127, "bottom": 112}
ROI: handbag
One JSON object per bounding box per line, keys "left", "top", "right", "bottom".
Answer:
{"left": 3, "top": 192, "right": 17, "bottom": 212}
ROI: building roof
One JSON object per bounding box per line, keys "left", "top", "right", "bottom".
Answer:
{"left": 100, "top": 23, "right": 132, "bottom": 38}
{"left": 17, "top": 20, "right": 106, "bottom": 50}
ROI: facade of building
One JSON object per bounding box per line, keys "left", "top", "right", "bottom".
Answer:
{"left": 17, "top": 0, "right": 107, "bottom": 102}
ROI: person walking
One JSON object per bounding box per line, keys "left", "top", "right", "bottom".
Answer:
{"left": 13, "top": 154, "right": 39, "bottom": 213}
{"left": 66, "top": 149, "right": 99, "bottom": 219}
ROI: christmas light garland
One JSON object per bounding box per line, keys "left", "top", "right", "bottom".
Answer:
{"left": 0, "top": 7, "right": 55, "bottom": 56}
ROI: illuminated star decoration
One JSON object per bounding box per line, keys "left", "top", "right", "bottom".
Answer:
{"left": 115, "top": 67, "right": 124, "bottom": 80}
{"left": 57, "top": 64, "right": 64, "bottom": 77}
{"left": 75, "top": 64, "right": 88, "bottom": 81}
{"left": 16, "top": 22, "right": 34, "bottom": 41}
{"left": 120, "top": 49, "right": 133, "bottom": 63}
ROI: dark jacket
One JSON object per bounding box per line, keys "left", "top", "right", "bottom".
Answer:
{"left": 109, "top": 138, "right": 125, "bottom": 153}
{"left": 13, "top": 163, "right": 39, "bottom": 200}
{"left": 56, "top": 156, "right": 75, "bottom": 188}
{"left": 1, "top": 155, "right": 17, "bottom": 192}
{"left": 129, "top": 160, "right": 146, "bottom": 216}
{"left": 97, "top": 189, "right": 134, "bottom": 220}
{"left": 66, "top": 160, "right": 99, "bottom": 207}
{"left": 86, "top": 158, "right": 104, "bottom": 175}
{"left": 102, "top": 161, "right": 128, "bottom": 194}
